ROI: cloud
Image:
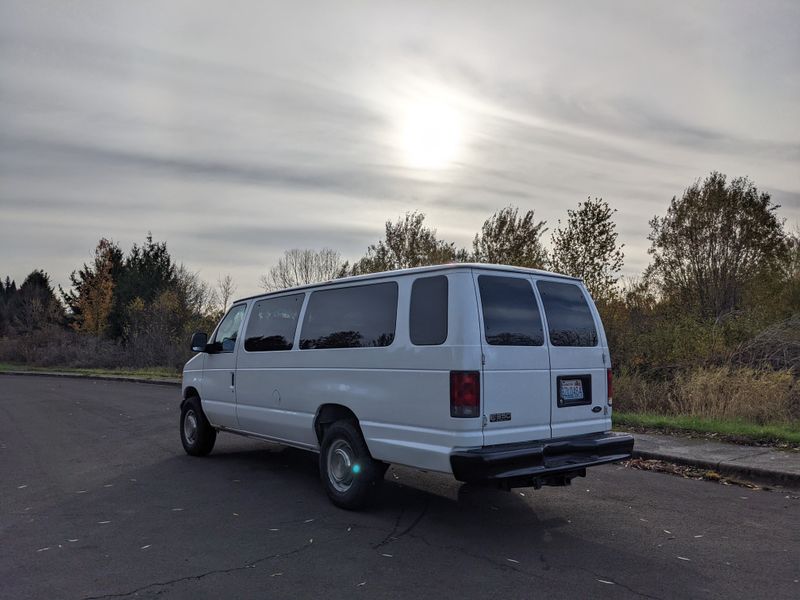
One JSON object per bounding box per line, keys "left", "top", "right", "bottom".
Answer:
{"left": 1, "top": 0, "right": 798, "bottom": 296}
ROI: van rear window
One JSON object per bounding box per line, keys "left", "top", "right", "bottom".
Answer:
{"left": 410, "top": 276, "right": 448, "bottom": 346}
{"left": 244, "top": 293, "right": 304, "bottom": 352}
{"left": 536, "top": 281, "right": 598, "bottom": 347}
{"left": 478, "top": 276, "right": 544, "bottom": 346}
{"left": 300, "top": 282, "right": 398, "bottom": 349}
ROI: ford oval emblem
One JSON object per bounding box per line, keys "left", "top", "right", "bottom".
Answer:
{"left": 592, "top": 406, "right": 602, "bottom": 413}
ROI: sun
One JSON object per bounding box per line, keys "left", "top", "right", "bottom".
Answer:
{"left": 400, "top": 99, "right": 463, "bottom": 170}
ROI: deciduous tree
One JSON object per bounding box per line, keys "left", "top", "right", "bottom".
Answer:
{"left": 62, "top": 238, "right": 122, "bottom": 336}
{"left": 214, "top": 274, "right": 238, "bottom": 312}
{"left": 472, "top": 206, "right": 548, "bottom": 268}
{"left": 348, "top": 212, "right": 464, "bottom": 275}
{"left": 550, "top": 197, "right": 624, "bottom": 302}
{"left": 260, "top": 248, "right": 344, "bottom": 292}
{"left": 646, "top": 172, "right": 787, "bottom": 319}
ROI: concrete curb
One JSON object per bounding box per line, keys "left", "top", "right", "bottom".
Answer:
{"left": 0, "top": 370, "right": 181, "bottom": 388}
{"left": 632, "top": 447, "right": 800, "bottom": 489}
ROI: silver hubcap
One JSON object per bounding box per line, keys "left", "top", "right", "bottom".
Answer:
{"left": 327, "top": 440, "right": 357, "bottom": 492}
{"left": 184, "top": 410, "right": 198, "bottom": 445}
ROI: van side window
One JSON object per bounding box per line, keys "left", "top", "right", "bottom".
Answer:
{"left": 478, "top": 276, "right": 544, "bottom": 346}
{"left": 210, "top": 304, "right": 247, "bottom": 352}
{"left": 300, "top": 282, "right": 398, "bottom": 349}
{"left": 244, "top": 293, "right": 304, "bottom": 352}
{"left": 536, "top": 281, "right": 598, "bottom": 347}
{"left": 410, "top": 276, "right": 448, "bottom": 346}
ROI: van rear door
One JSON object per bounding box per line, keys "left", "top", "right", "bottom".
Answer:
{"left": 536, "top": 279, "right": 611, "bottom": 438}
{"left": 474, "top": 272, "right": 552, "bottom": 446}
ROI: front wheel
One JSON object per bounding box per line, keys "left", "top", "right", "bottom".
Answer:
{"left": 319, "top": 421, "right": 383, "bottom": 510}
{"left": 180, "top": 396, "right": 216, "bottom": 456}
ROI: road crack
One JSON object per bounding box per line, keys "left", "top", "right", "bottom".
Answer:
{"left": 81, "top": 540, "right": 313, "bottom": 599}
{"left": 374, "top": 498, "right": 430, "bottom": 550}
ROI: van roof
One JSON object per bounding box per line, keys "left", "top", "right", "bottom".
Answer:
{"left": 234, "top": 263, "right": 581, "bottom": 304}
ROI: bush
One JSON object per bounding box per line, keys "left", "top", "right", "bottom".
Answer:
{"left": 615, "top": 366, "right": 798, "bottom": 424}
{"left": 0, "top": 327, "right": 127, "bottom": 368}
{"left": 731, "top": 316, "right": 800, "bottom": 373}
{"left": 0, "top": 325, "right": 194, "bottom": 371}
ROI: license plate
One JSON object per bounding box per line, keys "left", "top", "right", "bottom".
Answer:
{"left": 560, "top": 379, "right": 584, "bottom": 401}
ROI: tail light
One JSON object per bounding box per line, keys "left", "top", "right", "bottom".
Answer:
{"left": 607, "top": 368, "right": 613, "bottom": 406}
{"left": 450, "top": 371, "right": 480, "bottom": 418}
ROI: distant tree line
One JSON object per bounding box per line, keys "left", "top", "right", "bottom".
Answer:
{"left": 1, "top": 171, "right": 798, "bottom": 423}
{"left": 257, "top": 172, "right": 798, "bottom": 418}
{"left": 1, "top": 234, "right": 229, "bottom": 369}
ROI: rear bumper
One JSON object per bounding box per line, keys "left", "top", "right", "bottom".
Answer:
{"left": 450, "top": 432, "right": 634, "bottom": 485}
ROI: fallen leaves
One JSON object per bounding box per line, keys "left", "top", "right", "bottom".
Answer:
{"left": 624, "top": 458, "right": 763, "bottom": 489}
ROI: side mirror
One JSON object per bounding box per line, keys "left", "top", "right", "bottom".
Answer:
{"left": 190, "top": 332, "right": 208, "bottom": 353}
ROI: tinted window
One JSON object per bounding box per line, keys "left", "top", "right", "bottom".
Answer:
{"left": 410, "top": 276, "right": 448, "bottom": 346}
{"left": 244, "top": 294, "right": 304, "bottom": 352}
{"left": 478, "top": 276, "right": 544, "bottom": 346}
{"left": 211, "top": 304, "right": 247, "bottom": 352}
{"left": 537, "top": 281, "right": 598, "bottom": 346}
{"left": 300, "top": 283, "right": 398, "bottom": 349}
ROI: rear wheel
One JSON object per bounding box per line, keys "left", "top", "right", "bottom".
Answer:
{"left": 319, "top": 420, "right": 383, "bottom": 510}
{"left": 180, "top": 396, "right": 216, "bottom": 456}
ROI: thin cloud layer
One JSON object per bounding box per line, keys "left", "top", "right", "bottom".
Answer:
{"left": 1, "top": 0, "right": 798, "bottom": 295}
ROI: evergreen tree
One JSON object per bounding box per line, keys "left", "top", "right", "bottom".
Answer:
{"left": 110, "top": 234, "right": 177, "bottom": 339}
{"left": 11, "top": 270, "right": 65, "bottom": 332}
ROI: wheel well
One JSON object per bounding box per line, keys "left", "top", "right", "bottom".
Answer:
{"left": 182, "top": 386, "right": 200, "bottom": 409}
{"left": 314, "top": 404, "right": 359, "bottom": 443}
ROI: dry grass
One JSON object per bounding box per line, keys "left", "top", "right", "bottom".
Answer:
{"left": 616, "top": 366, "right": 799, "bottom": 424}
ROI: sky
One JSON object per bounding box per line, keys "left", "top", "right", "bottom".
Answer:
{"left": 1, "top": 0, "right": 798, "bottom": 298}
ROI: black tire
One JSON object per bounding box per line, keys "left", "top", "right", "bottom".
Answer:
{"left": 319, "top": 420, "right": 383, "bottom": 510}
{"left": 180, "top": 396, "right": 216, "bottom": 457}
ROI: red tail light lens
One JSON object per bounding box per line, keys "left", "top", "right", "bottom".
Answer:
{"left": 607, "top": 368, "right": 613, "bottom": 406}
{"left": 450, "top": 371, "right": 480, "bottom": 418}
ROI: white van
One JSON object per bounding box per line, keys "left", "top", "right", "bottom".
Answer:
{"left": 180, "top": 264, "right": 633, "bottom": 509}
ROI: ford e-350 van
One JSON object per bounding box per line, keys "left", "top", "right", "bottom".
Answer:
{"left": 180, "top": 264, "right": 633, "bottom": 509}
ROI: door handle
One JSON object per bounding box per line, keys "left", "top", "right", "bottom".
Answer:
{"left": 231, "top": 372, "right": 235, "bottom": 387}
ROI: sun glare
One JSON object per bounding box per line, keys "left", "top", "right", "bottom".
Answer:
{"left": 400, "top": 99, "right": 463, "bottom": 170}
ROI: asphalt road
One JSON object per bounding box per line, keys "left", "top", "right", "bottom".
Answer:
{"left": 1, "top": 375, "right": 798, "bottom": 599}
